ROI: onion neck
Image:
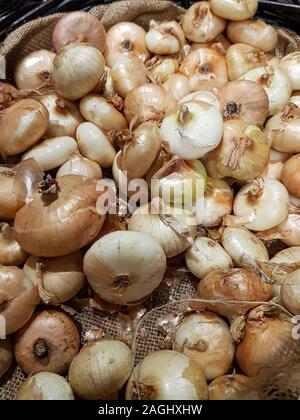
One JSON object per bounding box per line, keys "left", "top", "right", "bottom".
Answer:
{"left": 33, "top": 338, "right": 49, "bottom": 359}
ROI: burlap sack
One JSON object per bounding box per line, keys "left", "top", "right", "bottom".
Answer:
{"left": 1, "top": 0, "right": 300, "bottom": 401}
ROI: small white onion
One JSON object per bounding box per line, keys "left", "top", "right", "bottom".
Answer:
{"left": 221, "top": 226, "right": 269, "bottom": 267}
{"left": 16, "top": 372, "right": 74, "bottom": 400}
{"left": 79, "top": 95, "right": 128, "bottom": 132}
{"left": 280, "top": 52, "right": 300, "bottom": 91}
{"left": 281, "top": 268, "right": 300, "bottom": 314}
{"left": 162, "top": 74, "right": 191, "bottom": 102}
{"left": 264, "top": 149, "right": 291, "bottom": 181}
{"left": 76, "top": 122, "right": 116, "bottom": 168}
{"left": 83, "top": 231, "right": 166, "bottom": 305}
{"left": 52, "top": 42, "right": 105, "bottom": 100}
{"left": 241, "top": 65, "right": 292, "bottom": 116}
{"left": 196, "top": 178, "right": 234, "bottom": 227}
{"left": 14, "top": 50, "right": 55, "bottom": 89}
{"left": 210, "top": 0, "right": 258, "bottom": 21}
{"left": 160, "top": 101, "right": 223, "bottom": 159}
{"left": 39, "top": 94, "right": 84, "bottom": 138}
{"left": 56, "top": 152, "right": 102, "bottom": 179}
{"left": 126, "top": 350, "right": 208, "bottom": 400}
{"left": 69, "top": 340, "right": 132, "bottom": 400}
{"left": 111, "top": 56, "right": 148, "bottom": 99}
{"left": 233, "top": 177, "right": 289, "bottom": 231}
{"left": 173, "top": 312, "right": 235, "bottom": 380}
{"left": 22, "top": 136, "right": 78, "bottom": 171}
{"left": 128, "top": 204, "right": 196, "bottom": 258}
{"left": 146, "top": 20, "right": 185, "bottom": 55}
{"left": 185, "top": 237, "right": 232, "bottom": 279}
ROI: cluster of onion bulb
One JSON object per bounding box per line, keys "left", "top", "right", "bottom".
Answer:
{"left": 1, "top": 0, "right": 300, "bottom": 401}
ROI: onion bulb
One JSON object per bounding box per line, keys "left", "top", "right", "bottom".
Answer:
{"left": 197, "top": 268, "right": 273, "bottom": 318}
{"left": 39, "top": 94, "right": 84, "bottom": 138}
{"left": 126, "top": 350, "right": 208, "bottom": 400}
{"left": 0, "top": 266, "right": 39, "bottom": 334}
{"left": 162, "top": 74, "right": 191, "bottom": 101}
{"left": 275, "top": 211, "right": 300, "bottom": 247}
{"left": 22, "top": 136, "right": 78, "bottom": 171}
{"left": 290, "top": 94, "right": 300, "bottom": 108}
{"left": 0, "top": 160, "right": 43, "bottom": 221}
{"left": 196, "top": 178, "right": 233, "bottom": 227}
{"left": 264, "top": 149, "right": 291, "bottom": 181}
{"left": 182, "top": 1, "right": 226, "bottom": 43}
{"left": 236, "top": 308, "right": 294, "bottom": 376}
{"left": 124, "top": 83, "right": 175, "bottom": 125}
{"left": 84, "top": 231, "right": 166, "bottom": 305}
{"left": 79, "top": 94, "right": 127, "bottom": 132}
{"left": 52, "top": 11, "right": 106, "bottom": 53}
{"left": 160, "top": 101, "right": 223, "bottom": 159}
{"left": 0, "top": 99, "right": 48, "bottom": 155}
{"left": 280, "top": 52, "right": 300, "bottom": 91}
{"left": 104, "top": 22, "right": 150, "bottom": 68}
{"left": 266, "top": 104, "right": 300, "bottom": 154}
{"left": 76, "top": 122, "right": 116, "bottom": 168}
{"left": 179, "top": 90, "right": 222, "bottom": 113}
{"left": 14, "top": 175, "right": 105, "bottom": 257}
{"left": 281, "top": 154, "right": 300, "bottom": 198}
{"left": 14, "top": 310, "right": 80, "bottom": 375}
{"left": 119, "top": 122, "right": 161, "bottom": 178}
{"left": 69, "top": 340, "right": 132, "bottom": 400}
{"left": 52, "top": 42, "right": 105, "bottom": 100}
{"left": 180, "top": 48, "right": 228, "bottom": 90}
{"left": 24, "top": 252, "right": 85, "bottom": 305}
{"left": 203, "top": 121, "right": 270, "bottom": 181}
{"left": 56, "top": 152, "right": 102, "bottom": 179}
{"left": 281, "top": 269, "right": 300, "bottom": 315}
{"left": 233, "top": 178, "right": 289, "bottom": 231}
{"left": 148, "top": 57, "right": 179, "bottom": 85}
{"left": 219, "top": 80, "right": 269, "bottom": 126}
{"left": 241, "top": 65, "right": 292, "bottom": 116}
{"left": 0, "top": 223, "right": 28, "bottom": 266}
{"left": 173, "top": 312, "right": 234, "bottom": 380}
{"left": 208, "top": 374, "right": 259, "bottom": 400}
{"left": 152, "top": 158, "right": 207, "bottom": 206}
{"left": 146, "top": 20, "right": 185, "bottom": 55}
{"left": 185, "top": 237, "right": 233, "bottom": 279}
{"left": 0, "top": 337, "right": 13, "bottom": 378}
{"left": 226, "top": 43, "right": 270, "bottom": 81}
{"left": 14, "top": 49, "right": 55, "bottom": 89}
{"left": 111, "top": 56, "right": 148, "bottom": 99}
{"left": 221, "top": 227, "right": 269, "bottom": 268}
{"left": 128, "top": 203, "right": 196, "bottom": 258}
{"left": 210, "top": 0, "right": 258, "bottom": 21}
{"left": 16, "top": 372, "right": 74, "bottom": 400}
{"left": 227, "top": 19, "right": 278, "bottom": 52}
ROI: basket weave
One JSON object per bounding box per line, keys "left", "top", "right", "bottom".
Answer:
{"left": 1, "top": 0, "right": 300, "bottom": 401}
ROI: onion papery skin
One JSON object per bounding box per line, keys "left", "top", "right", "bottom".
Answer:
{"left": 16, "top": 372, "right": 74, "bottom": 400}
{"left": 236, "top": 310, "right": 294, "bottom": 376}
{"left": 281, "top": 154, "right": 300, "bottom": 199}
{"left": 0, "top": 99, "right": 49, "bottom": 156}
{"left": 208, "top": 374, "right": 260, "bottom": 400}
{"left": 173, "top": 312, "right": 235, "bottom": 380}
{"left": 203, "top": 121, "right": 270, "bottom": 181}
{"left": 126, "top": 350, "right": 208, "bottom": 400}
{"left": 14, "top": 175, "right": 105, "bottom": 257}
{"left": 210, "top": 0, "right": 258, "bottom": 21}
{"left": 0, "top": 266, "right": 40, "bottom": 334}
{"left": 197, "top": 268, "right": 273, "bottom": 318}
{"left": 281, "top": 268, "right": 300, "bottom": 314}
{"left": 83, "top": 231, "right": 166, "bottom": 305}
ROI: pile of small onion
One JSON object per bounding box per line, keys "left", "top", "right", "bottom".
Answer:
{"left": 0, "top": 0, "right": 299, "bottom": 401}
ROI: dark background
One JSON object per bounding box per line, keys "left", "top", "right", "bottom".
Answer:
{"left": 0, "top": 0, "right": 300, "bottom": 40}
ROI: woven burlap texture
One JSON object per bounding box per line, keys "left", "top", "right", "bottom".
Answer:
{"left": 1, "top": 0, "right": 300, "bottom": 401}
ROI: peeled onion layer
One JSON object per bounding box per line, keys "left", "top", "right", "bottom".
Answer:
{"left": 83, "top": 231, "right": 166, "bottom": 305}
{"left": 14, "top": 175, "right": 106, "bottom": 257}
